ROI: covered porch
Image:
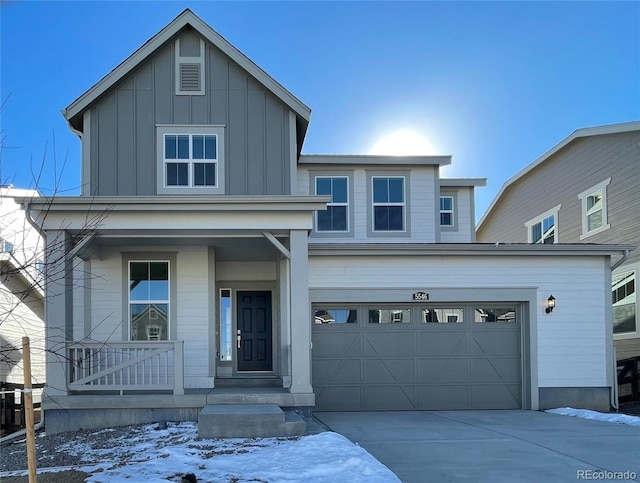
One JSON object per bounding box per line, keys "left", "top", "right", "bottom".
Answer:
{"left": 23, "top": 195, "right": 327, "bottom": 433}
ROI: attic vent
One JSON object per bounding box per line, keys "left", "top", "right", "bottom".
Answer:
{"left": 180, "top": 63, "right": 201, "bottom": 91}
{"left": 175, "top": 38, "right": 205, "bottom": 95}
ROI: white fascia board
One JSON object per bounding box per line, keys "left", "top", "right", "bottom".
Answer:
{"left": 299, "top": 154, "right": 452, "bottom": 166}
{"left": 64, "top": 9, "right": 310, "bottom": 126}
{"left": 308, "top": 242, "right": 636, "bottom": 258}
{"left": 477, "top": 121, "right": 640, "bottom": 230}
{"left": 440, "top": 178, "right": 487, "bottom": 187}
{"left": 21, "top": 196, "right": 330, "bottom": 232}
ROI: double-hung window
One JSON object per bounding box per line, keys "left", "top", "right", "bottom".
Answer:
{"left": 315, "top": 176, "right": 349, "bottom": 232}
{"left": 578, "top": 178, "right": 610, "bottom": 239}
{"left": 156, "top": 126, "right": 225, "bottom": 195}
{"left": 372, "top": 176, "right": 405, "bottom": 231}
{"left": 129, "top": 261, "right": 169, "bottom": 340}
{"left": 613, "top": 270, "right": 636, "bottom": 336}
{"left": 440, "top": 196, "right": 454, "bottom": 227}
{"left": 525, "top": 205, "right": 560, "bottom": 244}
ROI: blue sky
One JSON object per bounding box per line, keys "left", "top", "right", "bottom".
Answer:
{"left": 1, "top": 1, "right": 638, "bottom": 219}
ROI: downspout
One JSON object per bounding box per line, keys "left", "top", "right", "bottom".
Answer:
{"left": 609, "top": 249, "right": 630, "bottom": 411}
{"left": 611, "top": 249, "right": 630, "bottom": 271}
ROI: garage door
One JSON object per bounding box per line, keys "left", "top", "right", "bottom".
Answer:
{"left": 312, "top": 305, "right": 522, "bottom": 410}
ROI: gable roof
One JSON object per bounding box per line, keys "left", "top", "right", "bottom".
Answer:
{"left": 477, "top": 121, "right": 640, "bottom": 230}
{"left": 63, "top": 9, "right": 311, "bottom": 144}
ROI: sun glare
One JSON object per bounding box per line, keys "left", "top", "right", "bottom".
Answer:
{"left": 370, "top": 130, "right": 435, "bottom": 156}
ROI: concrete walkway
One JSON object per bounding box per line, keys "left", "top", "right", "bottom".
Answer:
{"left": 314, "top": 411, "right": 640, "bottom": 483}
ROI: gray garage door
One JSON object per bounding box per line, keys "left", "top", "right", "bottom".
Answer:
{"left": 312, "top": 305, "right": 522, "bottom": 410}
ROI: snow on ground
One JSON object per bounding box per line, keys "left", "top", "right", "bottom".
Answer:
{"left": 546, "top": 407, "right": 640, "bottom": 427}
{"left": 2, "top": 422, "right": 400, "bottom": 482}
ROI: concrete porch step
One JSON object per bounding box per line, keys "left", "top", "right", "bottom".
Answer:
{"left": 214, "top": 377, "right": 283, "bottom": 388}
{"left": 198, "top": 403, "right": 306, "bottom": 439}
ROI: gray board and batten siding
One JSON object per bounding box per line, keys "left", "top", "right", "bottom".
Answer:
{"left": 88, "top": 27, "right": 292, "bottom": 197}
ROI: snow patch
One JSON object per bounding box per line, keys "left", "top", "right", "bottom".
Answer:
{"left": 546, "top": 407, "right": 640, "bottom": 427}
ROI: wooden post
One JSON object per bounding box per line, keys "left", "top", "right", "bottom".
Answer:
{"left": 22, "top": 337, "right": 37, "bottom": 482}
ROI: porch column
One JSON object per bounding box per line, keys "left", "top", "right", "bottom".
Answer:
{"left": 289, "top": 229, "right": 312, "bottom": 394}
{"left": 43, "top": 230, "right": 73, "bottom": 396}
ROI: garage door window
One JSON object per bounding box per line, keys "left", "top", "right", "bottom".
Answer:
{"left": 314, "top": 308, "right": 357, "bottom": 324}
{"left": 475, "top": 308, "right": 516, "bottom": 323}
{"left": 422, "top": 308, "right": 464, "bottom": 323}
{"left": 368, "top": 309, "right": 411, "bottom": 324}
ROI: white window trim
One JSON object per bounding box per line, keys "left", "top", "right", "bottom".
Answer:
{"left": 175, "top": 38, "right": 205, "bottom": 96}
{"left": 440, "top": 195, "right": 455, "bottom": 227}
{"left": 578, "top": 178, "right": 611, "bottom": 239}
{"left": 128, "top": 260, "right": 170, "bottom": 341}
{"left": 525, "top": 204, "right": 561, "bottom": 244}
{"left": 315, "top": 176, "right": 349, "bottom": 233}
{"left": 372, "top": 176, "right": 406, "bottom": 233}
{"left": 156, "top": 125, "right": 225, "bottom": 195}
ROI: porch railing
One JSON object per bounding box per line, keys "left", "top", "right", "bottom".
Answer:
{"left": 67, "top": 341, "right": 184, "bottom": 395}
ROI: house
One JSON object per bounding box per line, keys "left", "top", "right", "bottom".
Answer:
{"left": 477, "top": 122, "right": 640, "bottom": 363}
{"left": 0, "top": 186, "right": 45, "bottom": 421}
{"left": 20, "top": 10, "right": 632, "bottom": 434}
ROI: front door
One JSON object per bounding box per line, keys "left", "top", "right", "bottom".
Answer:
{"left": 237, "top": 291, "right": 272, "bottom": 371}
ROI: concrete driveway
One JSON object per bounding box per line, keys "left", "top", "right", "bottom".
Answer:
{"left": 314, "top": 411, "right": 640, "bottom": 483}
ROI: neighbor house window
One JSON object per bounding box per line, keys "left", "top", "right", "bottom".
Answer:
{"left": 0, "top": 237, "right": 13, "bottom": 253}
{"left": 156, "top": 126, "right": 225, "bottom": 195}
{"left": 613, "top": 271, "right": 636, "bottom": 335}
{"left": 315, "top": 176, "right": 348, "bottom": 232}
{"left": 578, "top": 178, "right": 611, "bottom": 239}
{"left": 129, "top": 261, "right": 169, "bottom": 340}
{"left": 526, "top": 205, "right": 560, "bottom": 244}
{"left": 440, "top": 196, "right": 454, "bottom": 227}
{"left": 372, "top": 176, "right": 405, "bottom": 231}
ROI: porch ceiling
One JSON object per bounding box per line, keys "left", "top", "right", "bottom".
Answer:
{"left": 92, "top": 234, "right": 284, "bottom": 261}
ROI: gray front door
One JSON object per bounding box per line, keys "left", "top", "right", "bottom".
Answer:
{"left": 237, "top": 291, "right": 272, "bottom": 372}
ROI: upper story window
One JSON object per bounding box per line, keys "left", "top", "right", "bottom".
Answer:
{"left": 578, "top": 178, "right": 611, "bottom": 239}
{"left": 372, "top": 176, "right": 405, "bottom": 231}
{"left": 440, "top": 196, "right": 454, "bottom": 227}
{"left": 156, "top": 126, "right": 225, "bottom": 195}
{"left": 525, "top": 205, "right": 560, "bottom": 244}
{"left": 315, "top": 176, "right": 349, "bottom": 232}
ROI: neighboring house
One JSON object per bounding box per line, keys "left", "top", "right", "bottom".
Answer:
{"left": 0, "top": 187, "right": 45, "bottom": 409}
{"left": 477, "top": 123, "right": 640, "bottom": 362}
{"left": 21, "top": 10, "right": 631, "bottom": 433}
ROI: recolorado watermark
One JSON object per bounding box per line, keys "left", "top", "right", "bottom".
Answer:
{"left": 577, "top": 470, "right": 637, "bottom": 480}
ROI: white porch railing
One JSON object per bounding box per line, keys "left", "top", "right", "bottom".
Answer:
{"left": 68, "top": 341, "right": 184, "bottom": 395}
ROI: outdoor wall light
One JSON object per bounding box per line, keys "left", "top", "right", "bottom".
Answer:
{"left": 545, "top": 295, "right": 556, "bottom": 314}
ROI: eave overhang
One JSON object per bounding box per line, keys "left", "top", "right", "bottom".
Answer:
{"left": 62, "top": 9, "right": 311, "bottom": 142}
{"left": 477, "top": 121, "right": 640, "bottom": 231}
{"left": 440, "top": 178, "right": 487, "bottom": 187}
{"left": 20, "top": 195, "right": 330, "bottom": 232}
{"left": 309, "top": 242, "right": 636, "bottom": 258}
{"left": 299, "top": 154, "right": 452, "bottom": 167}
{"left": 0, "top": 252, "right": 45, "bottom": 300}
